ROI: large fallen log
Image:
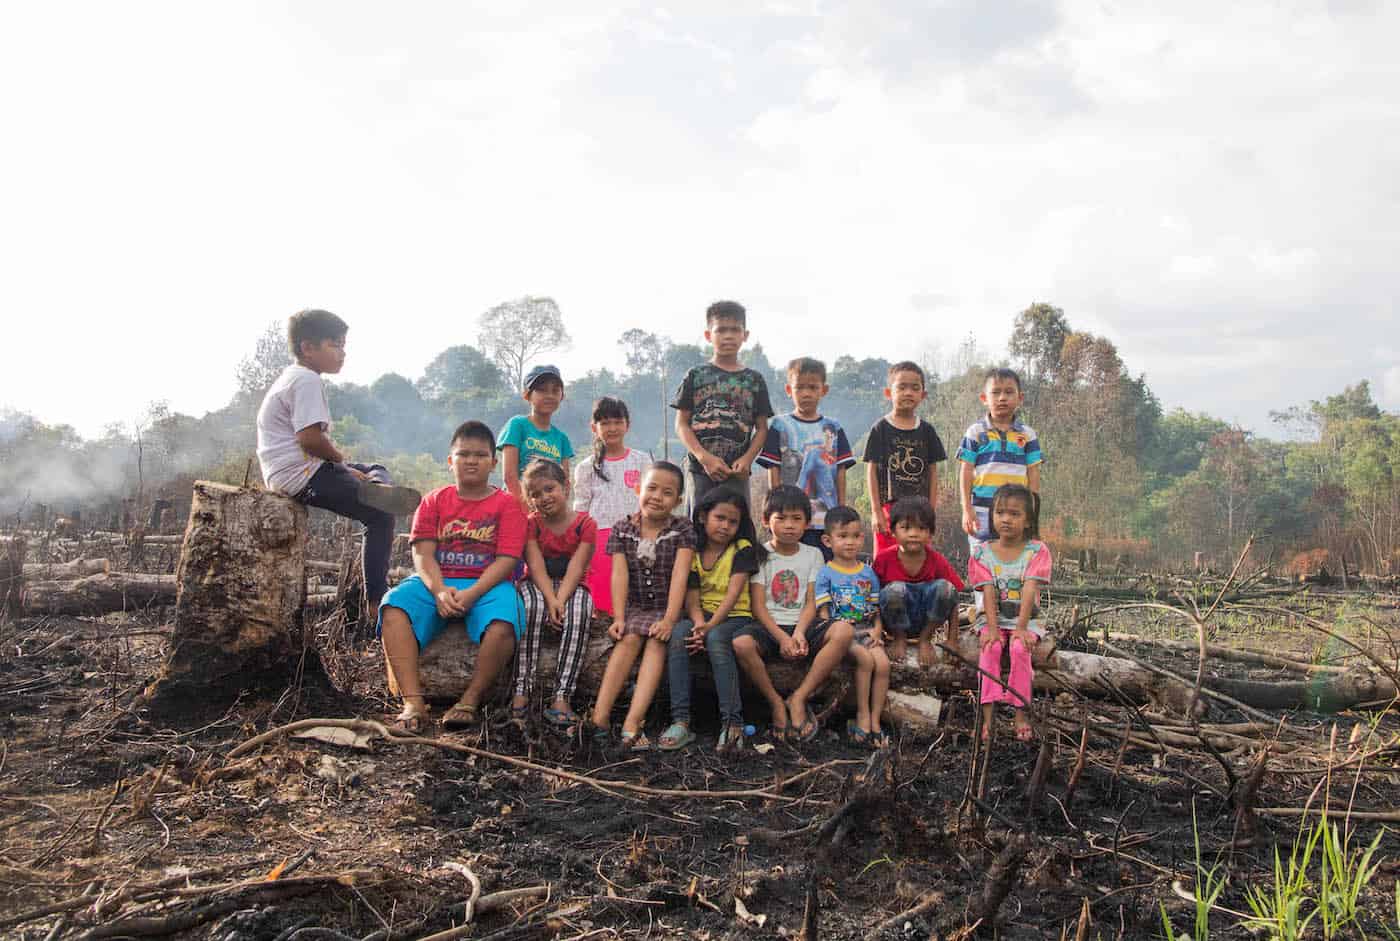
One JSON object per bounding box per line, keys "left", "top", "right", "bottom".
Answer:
{"left": 21, "top": 558, "right": 110, "bottom": 579}
{"left": 23, "top": 572, "right": 176, "bottom": 614}
{"left": 412, "top": 628, "right": 1202, "bottom": 719}
{"left": 144, "top": 482, "right": 319, "bottom": 716}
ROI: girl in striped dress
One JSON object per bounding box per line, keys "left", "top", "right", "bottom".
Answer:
{"left": 511, "top": 459, "right": 597, "bottom": 728}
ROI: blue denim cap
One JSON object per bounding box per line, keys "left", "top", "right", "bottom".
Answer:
{"left": 524, "top": 364, "right": 563, "bottom": 391}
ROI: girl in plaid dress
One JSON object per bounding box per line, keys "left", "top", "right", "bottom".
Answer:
{"left": 510, "top": 460, "right": 597, "bottom": 729}
{"left": 587, "top": 461, "right": 696, "bottom": 750}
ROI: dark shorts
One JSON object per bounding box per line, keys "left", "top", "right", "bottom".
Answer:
{"left": 735, "top": 618, "right": 834, "bottom": 659}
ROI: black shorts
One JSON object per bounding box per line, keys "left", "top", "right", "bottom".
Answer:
{"left": 736, "top": 618, "right": 835, "bottom": 659}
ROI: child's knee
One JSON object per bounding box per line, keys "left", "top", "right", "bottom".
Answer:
{"left": 732, "top": 634, "right": 758, "bottom": 659}
{"left": 873, "top": 650, "right": 891, "bottom": 675}
{"left": 826, "top": 620, "right": 855, "bottom": 646}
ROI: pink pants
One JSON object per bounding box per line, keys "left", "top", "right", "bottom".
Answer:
{"left": 978, "top": 629, "right": 1033, "bottom": 707}
{"left": 585, "top": 527, "right": 614, "bottom": 615}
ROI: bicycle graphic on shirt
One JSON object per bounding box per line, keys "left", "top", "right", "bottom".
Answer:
{"left": 886, "top": 444, "right": 926, "bottom": 488}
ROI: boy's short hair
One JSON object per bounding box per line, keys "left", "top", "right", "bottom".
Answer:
{"left": 983, "top": 366, "right": 1023, "bottom": 391}
{"left": 451, "top": 420, "right": 496, "bottom": 452}
{"left": 764, "top": 485, "right": 812, "bottom": 522}
{"left": 786, "top": 357, "right": 827, "bottom": 383}
{"left": 887, "top": 496, "right": 936, "bottom": 532}
{"left": 887, "top": 361, "right": 926, "bottom": 387}
{"left": 706, "top": 300, "right": 747, "bottom": 327}
{"left": 287, "top": 309, "right": 349, "bottom": 358}
{"left": 823, "top": 505, "right": 862, "bottom": 531}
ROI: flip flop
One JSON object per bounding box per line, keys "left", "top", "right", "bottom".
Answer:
{"left": 846, "top": 720, "right": 870, "bottom": 746}
{"left": 392, "top": 707, "right": 429, "bottom": 734}
{"left": 717, "top": 722, "right": 748, "bottom": 754}
{"left": 657, "top": 722, "right": 696, "bottom": 751}
{"left": 791, "top": 712, "right": 819, "bottom": 743}
{"left": 622, "top": 731, "right": 652, "bottom": 752}
{"left": 544, "top": 707, "right": 579, "bottom": 728}
{"left": 1015, "top": 724, "right": 1034, "bottom": 742}
{"left": 585, "top": 719, "right": 611, "bottom": 744}
{"left": 441, "top": 701, "right": 480, "bottom": 729}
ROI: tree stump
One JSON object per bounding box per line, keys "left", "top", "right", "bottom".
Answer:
{"left": 144, "top": 481, "right": 315, "bottom": 716}
{"left": 0, "top": 535, "right": 24, "bottom": 620}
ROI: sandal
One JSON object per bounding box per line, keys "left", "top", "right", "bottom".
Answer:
{"left": 845, "top": 720, "right": 870, "bottom": 746}
{"left": 441, "top": 700, "right": 480, "bottom": 729}
{"left": 791, "top": 712, "right": 820, "bottom": 743}
{"left": 509, "top": 703, "right": 529, "bottom": 727}
{"left": 1015, "top": 723, "right": 1034, "bottom": 742}
{"left": 621, "top": 730, "right": 652, "bottom": 752}
{"left": 717, "top": 722, "right": 748, "bottom": 754}
{"left": 544, "top": 707, "right": 579, "bottom": 729}
{"left": 657, "top": 722, "right": 696, "bottom": 751}
{"left": 585, "top": 719, "right": 611, "bottom": 744}
{"left": 392, "top": 705, "right": 429, "bottom": 734}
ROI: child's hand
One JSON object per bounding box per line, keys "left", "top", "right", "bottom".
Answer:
{"left": 729, "top": 455, "right": 751, "bottom": 477}
{"left": 979, "top": 628, "right": 1000, "bottom": 649}
{"left": 1012, "top": 627, "right": 1036, "bottom": 650}
{"left": 686, "top": 621, "right": 712, "bottom": 653}
{"left": 649, "top": 619, "right": 675, "bottom": 642}
{"left": 699, "top": 452, "right": 732, "bottom": 481}
{"left": 435, "top": 589, "right": 466, "bottom": 618}
{"left": 347, "top": 465, "right": 370, "bottom": 481}
{"left": 791, "top": 634, "right": 809, "bottom": 658}
{"left": 961, "top": 508, "right": 978, "bottom": 536}
{"left": 607, "top": 619, "right": 625, "bottom": 641}
{"left": 875, "top": 511, "right": 891, "bottom": 536}
{"left": 547, "top": 600, "right": 566, "bottom": 626}
{"left": 779, "top": 635, "right": 803, "bottom": 659}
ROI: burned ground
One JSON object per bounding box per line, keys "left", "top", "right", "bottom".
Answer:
{"left": 2, "top": 576, "right": 1398, "bottom": 939}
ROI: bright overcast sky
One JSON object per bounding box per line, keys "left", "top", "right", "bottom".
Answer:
{"left": 2, "top": 1, "right": 1397, "bottom": 438}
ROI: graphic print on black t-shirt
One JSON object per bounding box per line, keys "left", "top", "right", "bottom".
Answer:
{"left": 862, "top": 419, "right": 948, "bottom": 505}
{"left": 670, "top": 364, "right": 773, "bottom": 470}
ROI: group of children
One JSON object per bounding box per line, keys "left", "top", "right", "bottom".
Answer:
{"left": 256, "top": 303, "right": 1053, "bottom": 749}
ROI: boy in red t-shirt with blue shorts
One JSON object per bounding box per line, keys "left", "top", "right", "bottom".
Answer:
{"left": 378, "top": 420, "right": 527, "bottom": 732}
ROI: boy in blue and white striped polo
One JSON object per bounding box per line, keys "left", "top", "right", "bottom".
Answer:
{"left": 956, "top": 368, "right": 1044, "bottom": 551}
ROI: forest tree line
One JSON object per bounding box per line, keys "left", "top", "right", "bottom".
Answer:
{"left": 2, "top": 299, "right": 1396, "bottom": 575}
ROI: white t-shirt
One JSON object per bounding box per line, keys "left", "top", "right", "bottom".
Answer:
{"left": 750, "top": 542, "right": 824, "bottom": 627}
{"left": 572, "top": 448, "right": 653, "bottom": 531}
{"left": 256, "top": 364, "right": 331, "bottom": 495}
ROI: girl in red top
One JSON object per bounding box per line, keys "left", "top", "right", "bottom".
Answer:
{"left": 510, "top": 459, "right": 597, "bottom": 728}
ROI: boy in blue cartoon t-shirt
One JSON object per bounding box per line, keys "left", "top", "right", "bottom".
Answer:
{"left": 814, "top": 506, "right": 890, "bottom": 747}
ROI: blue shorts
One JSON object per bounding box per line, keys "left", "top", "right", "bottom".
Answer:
{"left": 377, "top": 575, "right": 525, "bottom": 649}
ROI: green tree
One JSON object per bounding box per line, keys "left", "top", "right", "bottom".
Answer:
{"left": 416, "top": 345, "right": 503, "bottom": 403}
{"left": 234, "top": 321, "right": 292, "bottom": 401}
{"left": 478, "top": 296, "right": 571, "bottom": 393}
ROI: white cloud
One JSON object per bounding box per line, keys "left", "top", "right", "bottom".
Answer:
{"left": 0, "top": 0, "right": 1397, "bottom": 437}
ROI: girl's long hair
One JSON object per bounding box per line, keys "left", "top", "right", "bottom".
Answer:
{"left": 589, "top": 396, "right": 630, "bottom": 483}
{"left": 691, "top": 490, "right": 768, "bottom": 566}
{"left": 990, "top": 483, "right": 1040, "bottom": 541}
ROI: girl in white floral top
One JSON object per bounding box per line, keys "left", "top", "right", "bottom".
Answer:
{"left": 573, "top": 397, "right": 652, "bottom": 616}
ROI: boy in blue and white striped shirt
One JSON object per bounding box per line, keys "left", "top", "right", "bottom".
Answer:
{"left": 957, "top": 368, "right": 1045, "bottom": 551}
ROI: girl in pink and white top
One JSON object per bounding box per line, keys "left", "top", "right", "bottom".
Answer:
{"left": 573, "top": 397, "right": 652, "bottom": 615}
{"left": 968, "top": 483, "right": 1051, "bottom": 743}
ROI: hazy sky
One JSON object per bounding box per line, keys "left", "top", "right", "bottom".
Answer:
{"left": 2, "top": 1, "right": 1397, "bottom": 439}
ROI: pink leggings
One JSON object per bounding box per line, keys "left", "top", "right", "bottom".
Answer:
{"left": 585, "top": 527, "right": 614, "bottom": 615}
{"left": 978, "top": 629, "right": 1033, "bottom": 707}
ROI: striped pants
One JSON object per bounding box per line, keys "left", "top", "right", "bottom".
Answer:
{"left": 511, "top": 579, "right": 594, "bottom": 704}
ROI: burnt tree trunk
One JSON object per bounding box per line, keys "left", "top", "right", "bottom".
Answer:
{"left": 23, "top": 572, "right": 175, "bottom": 614}
{"left": 144, "top": 481, "right": 316, "bottom": 716}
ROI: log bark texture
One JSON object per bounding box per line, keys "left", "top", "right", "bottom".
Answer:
{"left": 23, "top": 573, "right": 175, "bottom": 614}
{"left": 144, "top": 482, "right": 310, "bottom": 715}
{"left": 21, "top": 558, "right": 110, "bottom": 579}
{"left": 412, "top": 627, "right": 1202, "bottom": 717}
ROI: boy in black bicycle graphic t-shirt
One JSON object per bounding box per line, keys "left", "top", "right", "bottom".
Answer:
{"left": 861, "top": 361, "right": 947, "bottom": 556}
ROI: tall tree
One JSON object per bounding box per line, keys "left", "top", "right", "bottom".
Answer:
{"left": 416, "top": 344, "right": 503, "bottom": 403}
{"left": 1008, "top": 302, "right": 1069, "bottom": 405}
{"left": 477, "top": 296, "right": 571, "bottom": 393}
{"left": 620, "top": 328, "right": 674, "bottom": 459}
{"left": 234, "top": 321, "right": 292, "bottom": 401}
